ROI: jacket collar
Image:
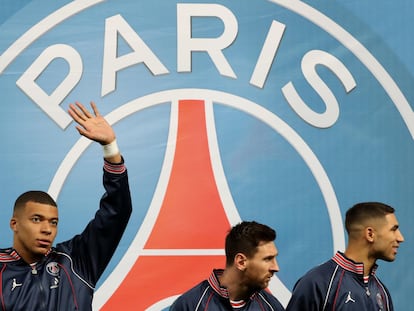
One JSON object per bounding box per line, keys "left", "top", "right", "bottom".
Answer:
{"left": 0, "top": 248, "right": 22, "bottom": 262}
{"left": 332, "top": 251, "right": 378, "bottom": 276}
{"left": 208, "top": 269, "right": 258, "bottom": 301}
{"left": 0, "top": 248, "right": 53, "bottom": 263}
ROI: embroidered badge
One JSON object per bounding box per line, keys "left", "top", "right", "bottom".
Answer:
{"left": 46, "top": 262, "right": 60, "bottom": 276}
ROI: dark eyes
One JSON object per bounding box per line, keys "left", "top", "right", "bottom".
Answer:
{"left": 31, "top": 216, "right": 41, "bottom": 223}
{"left": 31, "top": 217, "right": 58, "bottom": 226}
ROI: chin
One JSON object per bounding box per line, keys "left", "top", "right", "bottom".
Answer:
{"left": 381, "top": 256, "right": 395, "bottom": 262}
{"left": 261, "top": 282, "right": 269, "bottom": 289}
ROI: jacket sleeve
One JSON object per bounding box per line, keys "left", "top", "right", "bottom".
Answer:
{"left": 59, "top": 159, "right": 133, "bottom": 286}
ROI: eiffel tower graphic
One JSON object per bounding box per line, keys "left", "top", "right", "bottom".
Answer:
{"left": 97, "top": 99, "right": 242, "bottom": 310}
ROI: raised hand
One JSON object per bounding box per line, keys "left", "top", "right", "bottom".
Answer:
{"left": 68, "top": 101, "right": 121, "bottom": 163}
{"left": 68, "top": 101, "right": 116, "bottom": 145}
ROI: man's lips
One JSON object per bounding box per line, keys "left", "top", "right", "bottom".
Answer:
{"left": 37, "top": 239, "right": 51, "bottom": 247}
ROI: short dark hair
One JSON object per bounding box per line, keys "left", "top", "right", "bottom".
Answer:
{"left": 345, "top": 202, "right": 395, "bottom": 234}
{"left": 14, "top": 191, "right": 57, "bottom": 214}
{"left": 225, "top": 221, "right": 276, "bottom": 266}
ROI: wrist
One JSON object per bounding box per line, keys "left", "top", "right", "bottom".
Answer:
{"left": 102, "top": 139, "right": 119, "bottom": 158}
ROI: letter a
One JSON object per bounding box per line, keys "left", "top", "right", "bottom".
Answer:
{"left": 102, "top": 14, "right": 169, "bottom": 96}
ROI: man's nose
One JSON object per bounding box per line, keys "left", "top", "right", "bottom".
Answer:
{"left": 41, "top": 221, "right": 52, "bottom": 234}
{"left": 271, "top": 258, "right": 280, "bottom": 273}
{"left": 397, "top": 229, "right": 405, "bottom": 243}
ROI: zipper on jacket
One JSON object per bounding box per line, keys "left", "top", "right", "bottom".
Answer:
{"left": 31, "top": 264, "right": 47, "bottom": 311}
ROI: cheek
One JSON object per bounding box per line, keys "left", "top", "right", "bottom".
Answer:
{"left": 48, "top": 225, "right": 57, "bottom": 235}
{"left": 22, "top": 225, "right": 35, "bottom": 236}
{"left": 253, "top": 264, "right": 268, "bottom": 275}
{"left": 22, "top": 223, "right": 41, "bottom": 237}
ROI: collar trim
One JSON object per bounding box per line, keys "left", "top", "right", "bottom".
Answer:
{"left": 0, "top": 248, "right": 21, "bottom": 262}
{"left": 207, "top": 269, "right": 257, "bottom": 302}
{"left": 332, "top": 252, "right": 377, "bottom": 276}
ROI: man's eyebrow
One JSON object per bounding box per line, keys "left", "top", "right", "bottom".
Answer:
{"left": 30, "top": 213, "right": 43, "bottom": 217}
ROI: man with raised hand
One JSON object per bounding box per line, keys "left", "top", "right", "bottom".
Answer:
{"left": 0, "top": 101, "right": 132, "bottom": 310}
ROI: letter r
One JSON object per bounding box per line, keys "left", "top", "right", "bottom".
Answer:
{"left": 177, "top": 3, "right": 238, "bottom": 78}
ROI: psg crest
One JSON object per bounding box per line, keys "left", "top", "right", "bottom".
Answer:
{"left": 1, "top": 0, "right": 412, "bottom": 309}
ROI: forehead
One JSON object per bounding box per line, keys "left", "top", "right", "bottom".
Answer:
{"left": 253, "top": 241, "right": 277, "bottom": 257}
{"left": 384, "top": 213, "right": 398, "bottom": 226}
{"left": 19, "top": 201, "right": 58, "bottom": 218}
{"left": 373, "top": 212, "right": 397, "bottom": 230}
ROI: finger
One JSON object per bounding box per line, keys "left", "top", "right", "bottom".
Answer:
{"left": 75, "top": 125, "right": 86, "bottom": 136}
{"left": 76, "top": 101, "right": 93, "bottom": 119}
{"left": 68, "top": 104, "right": 86, "bottom": 123}
{"left": 90, "top": 101, "right": 101, "bottom": 117}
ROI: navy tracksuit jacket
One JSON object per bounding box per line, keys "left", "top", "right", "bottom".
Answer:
{"left": 286, "top": 252, "right": 393, "bottom": 311}
{"left": 170, "top": 269, "right": 285, "bottom": 311}
{"left": 0, "top": 160, "right": 132, "bottom": 311}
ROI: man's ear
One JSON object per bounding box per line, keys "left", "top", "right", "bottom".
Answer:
{"left": 234, "top": 253, "right": 247, "bottom": 271}
{"left": 365, "top": 227, "right": 375, "bottom": 243}
{"left": 10, "top": 218, "right": 17, "bottom": 232}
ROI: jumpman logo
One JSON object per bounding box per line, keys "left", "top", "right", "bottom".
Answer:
{"left": 345, "top": 291, "right": 355, "bottom": 304}
{"left": 11, "top": 278, "right": 22, "bottom": 291}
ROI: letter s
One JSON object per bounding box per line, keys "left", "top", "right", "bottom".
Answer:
{"left": 282, "top": 50, "right": 356, "bottom": 128}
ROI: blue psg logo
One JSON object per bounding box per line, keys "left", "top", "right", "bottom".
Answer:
{"left": 0, "top": 0, "right": 412, "bottom": 310}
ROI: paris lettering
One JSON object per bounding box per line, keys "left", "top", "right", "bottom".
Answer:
{"left": 13, "top": 3, "right": 356, "bottom": 130}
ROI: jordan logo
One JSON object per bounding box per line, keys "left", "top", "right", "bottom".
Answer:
{"left": 345, "top": 291, "right": 355, "bottom": 304}
{"left": 11, "top": 278, "right": 22, "bottom": 291}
